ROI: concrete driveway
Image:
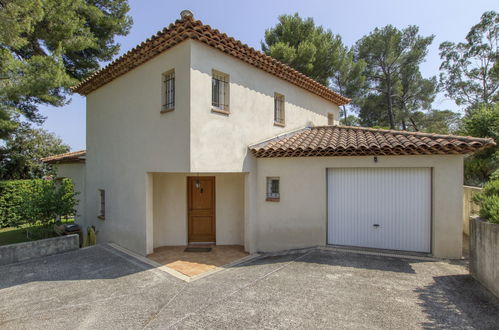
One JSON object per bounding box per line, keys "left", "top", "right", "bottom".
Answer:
{"left": 0, "top": 245, "right": 497, "bottom": 329}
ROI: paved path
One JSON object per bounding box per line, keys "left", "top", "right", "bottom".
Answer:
{"left": 0, "top": 244, "right": 497, "bottom": 329}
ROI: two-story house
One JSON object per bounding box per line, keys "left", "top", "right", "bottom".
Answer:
{"left": 43, "top": 11, "right": 494, "bottom": 259}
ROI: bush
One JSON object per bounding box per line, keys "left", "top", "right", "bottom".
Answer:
{"left": 478, "top": 196, "right": 499, "bottom": 224}
{"left": 0, "top": 179, "right": 77, "bottom": 229}
{"left": 473, "top": 178, "right": 499, "bottom": 224}
{"left": 0, "top": 180, "right": 33, "bottom": 228}
{"left": 461, "top": 104, "right": 499, "bottom": 186}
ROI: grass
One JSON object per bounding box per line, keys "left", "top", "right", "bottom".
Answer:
{"left": 0, "top": 219, "right": 75, "bottom": 247}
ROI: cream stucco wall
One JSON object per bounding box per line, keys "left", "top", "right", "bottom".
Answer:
{"left": 81, "top": 37, "right": 464, "bottom": 258}
{"left": 85, "top": 41, "right": 191, "bottom": 254}
{"left": 56, "top": 163, "right": 86, "bottom": 225}
{"left": 81, "top": 38, "right": 342, "bottom": 255}
{"left": 189, "top": 41, "right": 341, "bottom": 173}
{"left": 152, "top": 173, "right": 245, "bottom": 248}
{"left": 255, "top": 155, "right": 464, "bottom": 258}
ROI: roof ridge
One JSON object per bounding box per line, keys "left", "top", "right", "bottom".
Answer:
{"left": 72, "top": 15, "right": 350, "bottom": 106}
{"left": 313, "top": 125, "right": 495, "bottom": 143}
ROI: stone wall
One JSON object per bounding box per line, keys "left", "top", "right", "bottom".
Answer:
{"left": 470, "top": 217, "right": 499, "bottom": 298}
{"left": 0, "top": 235, "right": 79, "bottom": 266}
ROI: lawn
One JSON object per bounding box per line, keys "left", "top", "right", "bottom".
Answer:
{"left": 0, "top": 219, "right": 74, "bottom": 246}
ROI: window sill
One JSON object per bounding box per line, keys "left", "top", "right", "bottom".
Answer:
{"left": 211, "top": 107, "right": 230, "bottom": 116}
{"left": 266, "top": 197, "right": 280, "bottom": 202}
{"left": 160, "top": 107, "right": 175, "bottom": 114}
{"left": 274, "top": 121, "right": 285, "bottom": 127}
{"left": 97, "top": 215, "right": 105, "bottom": 220}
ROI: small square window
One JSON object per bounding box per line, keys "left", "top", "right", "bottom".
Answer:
{"left": 161, "top": 70, "right": 175, "bottom": 113}
{"left": 266, "top": 177, "right": 280, "bottom": 201}
{"left": 327, "top": 112, "right": 335, "bottom": 125}
{"left": 212, "top": 70, "right": 230, "bottom": 114}
{"left": 98, "top": 189, "right": 105, "bottom": 220}
{"left": 274, "top": 93, "right": 285, "bottom": 126}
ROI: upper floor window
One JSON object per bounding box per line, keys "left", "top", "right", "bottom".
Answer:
{"left": 274, "top": 93, "right": 285, "bottom": 126}
{"left": 212, "top": 70, "right": 230, "bottom": 114}
{"left": 161, "top": 70, "right": 175, "bottom": 113}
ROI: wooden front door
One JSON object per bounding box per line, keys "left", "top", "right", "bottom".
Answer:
{"left": 188, "top": 176, "right": 216, "bottom": 243}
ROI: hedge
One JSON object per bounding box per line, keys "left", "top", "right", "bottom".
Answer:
{"left": 0, "top": 179, "right": 76, "bottom": 228}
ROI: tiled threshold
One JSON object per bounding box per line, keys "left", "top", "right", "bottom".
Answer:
{"left": 108, "top": 243, "right": 261, "bottom": 282}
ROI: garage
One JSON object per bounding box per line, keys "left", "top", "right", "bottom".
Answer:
{"left": 327, "top": 167, "right": 432, "bottom": 253}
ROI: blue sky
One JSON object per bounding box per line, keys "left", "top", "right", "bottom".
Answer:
{"left": 38, "top": 0, "right": 498, "bottom": 150}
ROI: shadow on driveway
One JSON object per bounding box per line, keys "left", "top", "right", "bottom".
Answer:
{"left": 233, "top": 249, "right": 423, "bottom": 274}
{"left": 1, "top": 244, "right": 498, "bottom": 329}
{"left": 416, "top": 274, "right": 499, "bottom": 328}
{"left": 0, "top": 244, "right": 159, "bottom": 290}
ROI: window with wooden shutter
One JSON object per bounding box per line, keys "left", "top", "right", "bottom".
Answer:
{"left": 274, "top": 93, "right": 285, "bottom": 126}
{"left": 212, "top": 70, "right": 230, "bottom": 114}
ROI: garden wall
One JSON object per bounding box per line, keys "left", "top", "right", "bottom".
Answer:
{"left": 0, "top": 234, "right": 79, "bottom": 266}
{"left": 463, "top": 186, "right": 481, "bottom": 235}
{"left": 470, "top": 217, "right": 499, "bottom": 298}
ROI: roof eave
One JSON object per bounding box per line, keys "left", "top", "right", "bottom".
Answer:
{"left": 249, "top": 126, "right": 496, "bottom": 158}
{"left": 70, "top": 17, "right": 350, "bottom": 106}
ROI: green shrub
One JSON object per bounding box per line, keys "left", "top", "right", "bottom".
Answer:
{"left": 0, "top": 179, "right": 77, "bottom": 229}
{"left": 0, "top": 180, "right": 34, "bottom": 228}
{"left": 473, "top": 178, "right": 499, "bottom": 224}
{"left": 478, "top": 196, "right": 499, "bottom": 224}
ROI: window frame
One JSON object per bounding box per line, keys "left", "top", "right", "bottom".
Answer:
{"left": 211, "top": 70, "right": 230, "bottom": 115}
{"left": 327, "top": 112, "right": 335, "bottom": 125}
{"left": 98, "top": 189, "right": 105, "bottom": 220}
{"left": 274, "top": 93, "right": 285, "bottom": 127}
{"left": 266, "top": 177, "right": 280, "bottom": 202}
{"left": 161, "top": 69, "right": 175, "bottom": 113}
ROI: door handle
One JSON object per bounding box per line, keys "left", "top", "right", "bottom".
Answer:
{"left": 373, "top": 224, "right": 380, "bottom": 228}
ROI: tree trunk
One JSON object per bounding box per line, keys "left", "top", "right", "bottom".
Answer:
{"left": 386, "top": 80, "right": 396, "bottom": 129}
{"left": 409, "top": 117, "right": 419, "bottom": 131}
{"left": 342, "top": 105, "right": 348, "bottom": 125}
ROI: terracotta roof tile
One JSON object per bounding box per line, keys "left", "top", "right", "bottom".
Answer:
{"left": 41, "top": 150, "right": 86, "bottom": 164}
{"left": 72, "top": 15, "right": 350, "bottom": 106}
{"left": 250, "top": 126, "right": 496, "bottom": 158}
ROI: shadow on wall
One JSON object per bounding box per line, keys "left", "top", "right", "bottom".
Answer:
{"left": 415, "top": 274, "right": 499, "bottom": 328}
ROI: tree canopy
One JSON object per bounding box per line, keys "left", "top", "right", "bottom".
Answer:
{"left": 460, "top": 104, "right": 499, "bottom": 185}
{"left": 330, "top": 47, "right": 366, "bottom": 125}
{"left": 262, "top": 13, "right": 366, "bottom": 123}
{"left": 0, "top": 124, "right": 70, "bottom": 180}
{"left": 0, "top": 0, "right": 132, "bottom": 138}
{"left": 262, "top": 13, "right": 343, "bottom": 86}
{"left": 439, "top": 11, "right": 498, "bottom": 110}
{"left": 355, "top": 25, "right": 436, "bottom": 129}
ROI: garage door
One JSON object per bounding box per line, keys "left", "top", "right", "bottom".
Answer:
{"left": 327, "top": 168, "right": 431, "bottom": 253}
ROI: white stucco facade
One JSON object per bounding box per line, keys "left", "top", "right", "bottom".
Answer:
{"left": 254, "top": 155, "right": 464, "bottom": 259}
{"left": 77, "top": 39, "right": 340, "bottom": 256}
{"left": 59, "top": 38, "right": 466, "bottom": 259}
{"left": 189, "top": 41, "right": 339, "bottom": 172}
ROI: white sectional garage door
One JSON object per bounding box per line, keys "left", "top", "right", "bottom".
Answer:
{"left": 327, "top": 168, "right": 431, "bottom": 253}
